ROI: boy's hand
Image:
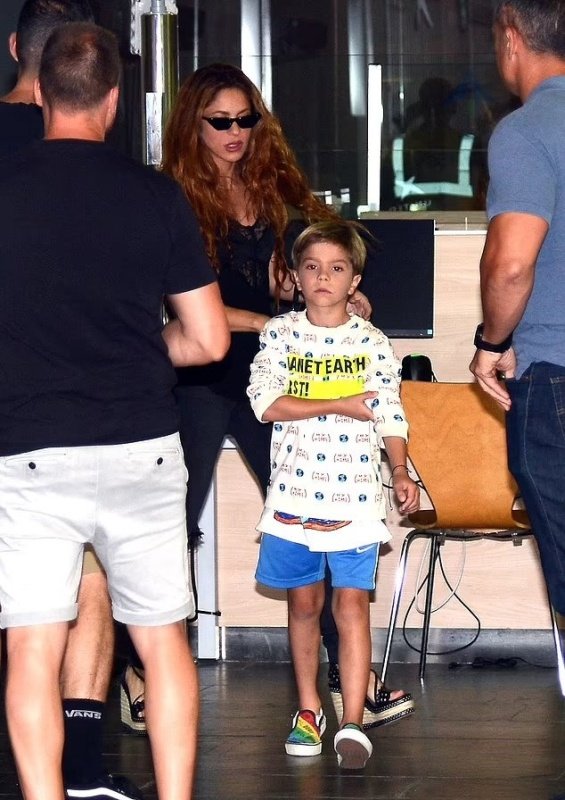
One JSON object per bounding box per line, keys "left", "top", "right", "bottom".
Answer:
{"left": 335, "top": 391, "right": 377, "bottom": 421}
{"left": 392, "top": 472, "right": 420, "bottom": 515}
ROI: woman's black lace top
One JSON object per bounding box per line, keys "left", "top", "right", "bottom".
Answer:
{"left": 176, "top": 218, "right": 277, "bottom": 399}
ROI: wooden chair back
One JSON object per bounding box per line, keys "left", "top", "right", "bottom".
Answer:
{"left": 400, "top": 381, "right": 529, "bottom": 531}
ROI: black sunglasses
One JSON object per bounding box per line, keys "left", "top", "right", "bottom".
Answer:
{"left": 203, "top": 112, "right": 261, "bottom": 131}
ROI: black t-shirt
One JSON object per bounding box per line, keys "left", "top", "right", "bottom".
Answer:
{"left": 0, "top": 139, "right": 216, "bottom": 455}
{"left": 0, "top": 101, "right": 43, "bottom": 157}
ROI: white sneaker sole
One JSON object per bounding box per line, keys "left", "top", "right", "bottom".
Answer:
{"left": 67, "top": 789, "right": 134, "bottom": 800}
{"left": 285, "top": 741, "right": 322, "bottom": 756}
{"left": 334, "top": 728, "right": 372, "bottom": 769}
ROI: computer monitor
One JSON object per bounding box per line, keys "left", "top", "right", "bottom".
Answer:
{"left": 358, "top": 218, "right": 434, "bottom": 338}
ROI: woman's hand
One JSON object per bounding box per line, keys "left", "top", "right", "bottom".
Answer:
{"left": 225, "top": 306, "right": 270, "bottom": 333}
{"left": 347, "top": 289, "right": 372, "bottom": 320}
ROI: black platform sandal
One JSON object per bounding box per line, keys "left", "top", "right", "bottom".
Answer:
{"left": 328, "top": 663, "right": 415, "bottom": 730}
{"left": 120, "top": 664, "right": 147, "bottom": 735}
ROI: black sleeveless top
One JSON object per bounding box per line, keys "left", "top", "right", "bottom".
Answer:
{"left": 176, "top": 218, "right": 276, "bottom": 399}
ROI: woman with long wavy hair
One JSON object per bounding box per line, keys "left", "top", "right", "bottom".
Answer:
{"left": 162, "top": 62, "right": 341, "bottom": 549}
{"left": 133, "top": 62, "right": 414, "bottom": 740}
{"left": 162, "top": 63, "right": 335, "bottom": 295}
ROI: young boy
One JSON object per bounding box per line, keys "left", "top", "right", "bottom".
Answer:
{"left": 247, "top": 220, "right": 420, "bottom": 769}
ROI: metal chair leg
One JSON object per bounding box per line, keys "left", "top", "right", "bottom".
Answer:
{"left": 548, "top": 598, "right": 565, "bottom": 698}
{"left": 419, "top": 534, "right": 441, "bottom": 680}
{"left": 382, "top": 529, "right": 564, "bottom": 691}
{"left": 380, "top": 530, "right": 419, "bottom": 684}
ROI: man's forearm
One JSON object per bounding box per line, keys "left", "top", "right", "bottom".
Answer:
{"left": 162, "top": 318, "right": 228, "bottom": 366}
{"left": 164, "top": 282, "right": 230, "bottom": 367}
{"left": 480, "top": 236, "right": 536, "bottom": 344}
{"left": 480, "top": 267, "right": 532, "bottom": 343}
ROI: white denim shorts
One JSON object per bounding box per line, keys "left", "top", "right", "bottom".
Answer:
{"left": 0, "top": 433, "right": 193, "bottom": 628}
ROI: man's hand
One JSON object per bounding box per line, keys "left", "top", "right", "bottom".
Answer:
{"left": 469, "top": 347, "right": 516, "bottom": 410}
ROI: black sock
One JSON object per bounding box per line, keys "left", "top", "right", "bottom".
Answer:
{"left": 62, "top": 699, "right": 105, "bottom": 786}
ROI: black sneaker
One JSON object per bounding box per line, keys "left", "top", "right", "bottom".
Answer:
{"left": 66, "top": 774, "right": 144, "bottom": 800}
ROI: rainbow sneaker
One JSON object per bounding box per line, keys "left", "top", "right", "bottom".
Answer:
{"left": 285, "top": 709, "right": 326, "bottom": 756}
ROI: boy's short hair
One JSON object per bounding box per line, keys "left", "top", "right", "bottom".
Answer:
{"left": 291, "top": 220, "right": 367, "bottom": 276}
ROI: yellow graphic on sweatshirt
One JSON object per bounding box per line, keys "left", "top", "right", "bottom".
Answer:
{"left": 286, "top": 354, "right": 368, "bottom": 399}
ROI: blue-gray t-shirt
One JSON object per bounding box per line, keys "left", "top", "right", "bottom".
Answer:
{"left": 487, "top": 76, "right": 565, "bottom": 377}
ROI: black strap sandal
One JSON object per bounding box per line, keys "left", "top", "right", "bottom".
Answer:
{"left": 120, "top": 664, "right": 147, "bottom": 735}
{"left": 328, "top": 664, "right": 415, "bottom": 730}
{"left": 363, "top": 669, "right": 415, "bottom": 729}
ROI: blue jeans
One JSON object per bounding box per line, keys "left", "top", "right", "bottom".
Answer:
{"left": 506, "top": 362, "right": 565, "bottom": 614}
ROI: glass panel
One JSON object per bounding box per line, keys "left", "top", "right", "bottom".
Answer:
{"left": 177, "top": 1, "right": 242, "bottom": 75}
{"left": 378, "top": 64, "right": 516, "bottom": 215}
{"left": 269, "top": 1, "right": 362, "bottom": 216}
{"left": 173, "top": 0, "right": 517, "bottom": 218}
{"left": 371, "top": 0, "right": 512, "bottom": 216}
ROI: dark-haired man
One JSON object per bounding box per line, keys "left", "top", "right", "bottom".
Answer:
{"left": 0, "top": 20, "right": 229, "bottom": 800}
{"left": 1, "top": 4, "right": 144, "bottom": 800}
{"left": 470, "top": 1, "right": 565, "bottom": 639}
{"left": 1, "top": 0, "right": 95, "bottom": 143}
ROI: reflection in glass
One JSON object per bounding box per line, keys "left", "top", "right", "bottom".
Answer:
{"left": 172, "top": 0, "right": 517, "bottom": 217}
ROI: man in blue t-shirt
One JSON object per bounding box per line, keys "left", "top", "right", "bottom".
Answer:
{"left": 0, "top": 21, "right": 229, "bottom": 800}
{"left": 470, "top": 1, "right": 565, "bottom": 619}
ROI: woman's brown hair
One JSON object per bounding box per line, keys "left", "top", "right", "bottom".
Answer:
{"left": 162, "top": 62, "right": 336, "bottom": 292}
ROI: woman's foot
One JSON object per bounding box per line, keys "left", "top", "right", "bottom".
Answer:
{"left": 328, "top": 663, "right": 415, "bottom": 730}
{"left": 120, "top": 664, "right": 147, "bottom": 735}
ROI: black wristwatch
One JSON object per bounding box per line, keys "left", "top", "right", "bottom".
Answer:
{"left": 473, "top": 323, "right": 513, "bottom": 354}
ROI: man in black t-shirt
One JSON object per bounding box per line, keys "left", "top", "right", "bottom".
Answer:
{"left": 0, "top": 1, "right": 92, "bottom": 149}
{"left": 0, "top": 4, "right": 143, "bottom": 800}
{"left": 0, "top": 21, "right": 229, "bottom": 800}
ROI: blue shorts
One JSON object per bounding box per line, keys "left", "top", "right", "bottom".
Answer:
{"left": 255, "top": 533, "right": 379, "bottom": 590}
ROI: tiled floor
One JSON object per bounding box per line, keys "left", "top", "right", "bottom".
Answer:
{"left": 2, "top": 652, "right": 565, "bottom": 800}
